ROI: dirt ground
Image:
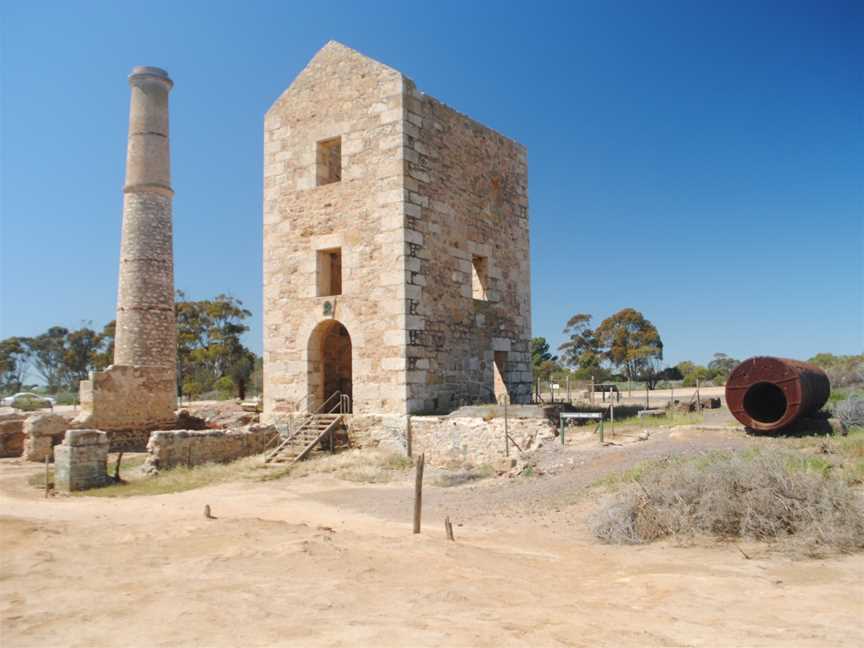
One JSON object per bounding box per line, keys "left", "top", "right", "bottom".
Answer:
{"left": 1, "top": 426, "right": 862, "bottom": 647}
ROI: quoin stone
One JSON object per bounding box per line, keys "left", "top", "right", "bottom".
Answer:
{"left": 76, "top": 67, "right": 177, "bottom": 438}
{"left": 262, "top": 42, "right": 532, "bottom": 426}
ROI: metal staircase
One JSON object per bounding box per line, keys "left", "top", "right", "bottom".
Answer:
{"left": 264, "top": 392, "right": 350, "bottom": 464}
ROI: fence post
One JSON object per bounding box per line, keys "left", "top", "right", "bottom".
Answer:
{"left": 413, "top": 453, "right": 425, "bottom": 534}
{"left": 610, "top": 404, "right": 615, "bottom": 438}
{"left": 504, "top": 396, "right": 510, "bottom": 457}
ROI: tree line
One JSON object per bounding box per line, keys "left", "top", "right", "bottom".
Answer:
{"left": 531, "top": 307, "right": 740, "bottom": 389}
{"left": 0, "top": 292, "right": 259, "bottom": 400}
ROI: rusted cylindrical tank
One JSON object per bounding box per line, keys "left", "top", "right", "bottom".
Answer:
{"left": 725, "top": 357, "right": 830, "bottom": 432}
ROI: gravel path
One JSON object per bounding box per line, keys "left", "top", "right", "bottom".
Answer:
{"left": 306, "top": 425, "right": 757, "bottom": 524}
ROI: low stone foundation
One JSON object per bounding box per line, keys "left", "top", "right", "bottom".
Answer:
{"left": 76, "top": 365, "right": 176, "bottom": 432}
{"left": 347, "top": 415, "right": 410, "bottom": 454}
{"left": 143, "top": 424, "right": 276, "bottom": 473}
{"left": 54, "top": 430, "right": 110, "bottom": 492}
{"left": 409, "top": 414, "right": 557, "bottom": 467}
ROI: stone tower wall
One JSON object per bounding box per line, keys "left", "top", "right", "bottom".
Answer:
{"left": 262, "top": 43, "right": 409, "bottom": 419}
{"left": 76, "top": 67, "right": 177, "bottom": 434}
{"left": 113, "top": 67, "right": 177, "bottom": 372}
{"left": 399, "top": 82, "right": 532, "bottom": 413}
{"left": 262, "top": 42, "right": 532, "bottom": 420}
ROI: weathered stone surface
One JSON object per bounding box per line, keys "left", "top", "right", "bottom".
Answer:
{"left": 76, "top": 365, "right": 176, "bottom": 433}
{"left": 409, "top": 415, "right": 556, "bottom": 467}
{"left": 23, "top": 413, "right": 69, "bottom": 462}
{"left": 347, "top": 415, "right": 410, "bottom": 454}
{"left": 262, "top": 42, "right": 531, "bottom": 422}
{"left": 143, "top": 424, "right": 277, "bottom": 473}
{"left": 0, "top": 418, "right": 25, "bottom": 457}
{"left": 180, "top": 402, "right": 258, "bottom": 429}
{"left": 54, "top": 429, "right": 110, "bottom": 492}
{"left": 77, "top": 65, "right": 176, "bottom": 432}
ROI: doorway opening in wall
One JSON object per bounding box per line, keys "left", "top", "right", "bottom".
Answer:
{"left": 307, "top": 319, "right": 352, "bottom": 412}
{"left": 493, "top": 351, "right": 509, "bottom": 402}
{"left": 317, "top": 248, "right": 342, "bottom": 296}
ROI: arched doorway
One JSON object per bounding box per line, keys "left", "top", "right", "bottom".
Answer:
{"left": 307, "top": 320, "right": 352, "bottom": 412}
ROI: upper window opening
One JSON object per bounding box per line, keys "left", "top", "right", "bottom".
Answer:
{"left": 472, "top": 255, "right": 488, "bottom": 301}
{"left": 317, "top": 248, "right": 342, "bottom": 296}
{"left": 316, "top": 137, "right": 342, "bottom": 186}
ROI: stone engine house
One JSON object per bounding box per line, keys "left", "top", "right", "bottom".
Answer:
{"left": 263, "top": 42, "right": 531, "bottom": 422}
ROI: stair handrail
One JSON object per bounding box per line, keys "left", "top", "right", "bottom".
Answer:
{"left": 264, "top": 391, "right": 344, "bottom": 462}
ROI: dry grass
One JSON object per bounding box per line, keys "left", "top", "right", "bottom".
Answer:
{"left": 590, "top": 448, "right": 864, "bottom": 556}
{"left": 269, "top": 448, "right": 414, "bottom": 483}
{"left": 612, "top": 411, "right": 704, "bottom": 429}
{"left": 30, "top": 449, "right": 415, "bottom": 497}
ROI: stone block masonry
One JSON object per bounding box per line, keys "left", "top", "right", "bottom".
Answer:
{"left": 263, "top": 41, "right": 531, "bottom": 422}
{"left": 23, "top": 413, "right": 69, "bottom": 462}
{"left": 76, "top": 365, "right": 176, "bottom": 441}
{"left": 54, "top": 430, "right": 110, "bottom": 492}
{"left": 77, "top": 65, "right": 177, "bottom": 433}
{"left": 409, "top": 415, "right": 556, "bottom": 468}
{"left": 143, "top": 424, "right": 276, "bottom": 473}
{"left": 0, "top": 416, "right": 26, "bottom": 458}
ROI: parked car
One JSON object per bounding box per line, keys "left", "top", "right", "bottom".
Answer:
{"left": 0, "top": 392, "right": 55, "bottom": 411}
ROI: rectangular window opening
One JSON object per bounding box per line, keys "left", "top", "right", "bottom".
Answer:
{"left": 317, "top": 248, "right": 342, "bottom": 296}
{"left": 316, "top": 137, "right": 342, "bottom": 186}
{"left": 472, "top": 255, "right": 488, "bottom": 301}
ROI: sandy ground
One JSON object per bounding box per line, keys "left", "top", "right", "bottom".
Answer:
{"left": 1, "top": 427, "right": 862, "bottom": 647}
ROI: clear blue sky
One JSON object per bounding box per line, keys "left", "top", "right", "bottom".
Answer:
{"left": 1, "top": 0, "right": 861, "bottom": 366}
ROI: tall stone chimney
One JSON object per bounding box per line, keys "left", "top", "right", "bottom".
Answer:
{"left": 114, "top": 66, "right": 176, "bottom": 376}
{"left": 75, "top": 67, "right": 178, "bottom": 440}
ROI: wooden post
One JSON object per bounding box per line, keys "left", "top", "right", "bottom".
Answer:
{"left": 444, "top": 516, "right": 455, "bottom": 541}
{"left": 590, "top": 375, "right": 594, "bottom": 405}
{"left": 566, "top": 375, "right": 571, "bottom": 403}
{"left": 413, "top": 453, "right": 425, "bottom": 534}
{"left": 113, "top": 452, "right": 124, "bottom": 482}
{"left": 610, "top": 404, "right": 615, "bottom": 438}
{"left": 646, "top": 384, "right": 650, "bottom": 409}
{"left": 44, "top": 456, "right": 50, "bottom": 497}
{"left": 697, "top": 379, "right": 702, "bottom": 414}
{"left": 406, "top": 416, "right": 412, "bottom": 458}
{"left": 504, "top": 397, "right": 510, "bottom": 457}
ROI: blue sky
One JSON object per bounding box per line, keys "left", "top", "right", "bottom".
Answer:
{"left": 1, "top": 0, "right": 861, "bottom": 366}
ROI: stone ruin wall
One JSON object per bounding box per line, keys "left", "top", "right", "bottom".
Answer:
{"left": 263, "top": 42, "right": 409, "bottom": 420}
{"left": 76, "top": 365, "right": 176, "bottom": 450}
{"left": 143, "top": 424, "right": 275, "bottom": 472}
{"left": 0, "top": 414, "right": 26, "bottom": 458}
{"left": 409, "top": 415, "right": 555, "bottom": 468}
{"left": 400, "top": 80, "right": 532, "bottom": 413}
